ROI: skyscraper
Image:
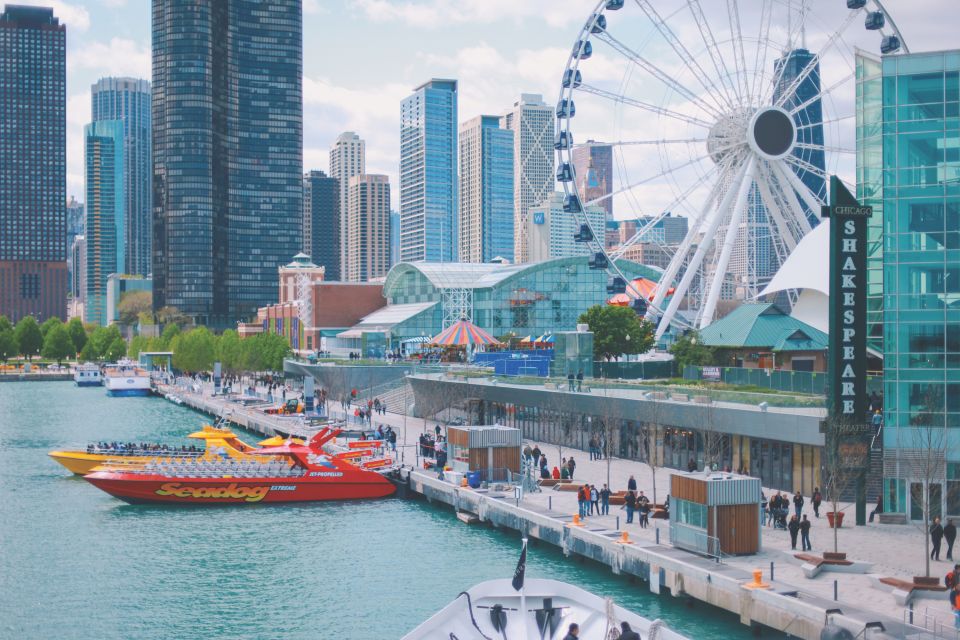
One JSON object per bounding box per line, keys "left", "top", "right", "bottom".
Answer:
{"left": 66, "top": 196, "right": 84, "bottom": 300}
{"left": 345, "top": 175, "right": 391, "bottom": 282}
{"left": 390, "top": 210, "right": 400, "bottom": 268}
{"left": 571, "top": 142, "right": 613, "bottom": 220}
{"left": 0, "top": 5, "right": 66, "bottom": 322}
{"left": 526, "top": 192, "right": 605, "bottom": 263}
{"left": 84, "top": 121, "right": 125, "bottom": 326}
{"left": 303, "top": 170, "right": 340, "bottom": 280}
{"left": 459, "top": 115, "right": 514, "bottom": 263}
{"left": 152, "top": 0, "right": 302, "bottom": 328}
{"left": 91, "top": 77, "right": 151, "bottom": 277}
{"left": 329, "top": 132, "right": 365, "bottom": 272}
{"left": 400, "top": 79, "right": 458, "bottom": 263}
{"left": 501, "top": 94, "right": 554, "bottom": 263}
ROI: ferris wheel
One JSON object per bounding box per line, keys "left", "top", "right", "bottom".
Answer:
{"left": 555, "top": 0, "right": 908, "bottom": 340}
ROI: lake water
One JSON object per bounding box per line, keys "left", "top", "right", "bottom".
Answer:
{"left": 0, "top": 381, "right": 752, "bottom": 639}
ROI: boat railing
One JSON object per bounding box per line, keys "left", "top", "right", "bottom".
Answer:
{"left": 89, "top": 448, "right": 206, "bottom": 457}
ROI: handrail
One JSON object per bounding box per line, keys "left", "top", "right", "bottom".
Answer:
{"left": 902, "top": 607, "right": 960, "bottom": 639}
{"left": 870, "top": 423, "right": 883, "bottom": 452}
{"left": 669, "top": 521, "right": 722, "bottom": 563}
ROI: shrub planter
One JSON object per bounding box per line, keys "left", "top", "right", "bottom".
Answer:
{"left": 826, "top": 511, "right": 845, "bottom": 528}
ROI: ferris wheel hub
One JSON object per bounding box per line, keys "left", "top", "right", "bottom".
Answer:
{"left": 747, "top": 106, "right": 796, "bottom": 160}
{"left": 706, "top": 107, "right": 750, "bottom": 164}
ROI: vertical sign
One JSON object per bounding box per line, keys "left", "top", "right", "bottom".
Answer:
{"left": 823, "top": 175, "right": 872, "bottom": 525}
{"left": 213, "top": 361, "right": 222, "bottom": 395}
{"left": 304, "top": 375, "right": 315, "bottom": 413}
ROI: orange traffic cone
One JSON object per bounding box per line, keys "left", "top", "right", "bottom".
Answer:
{"left": 567, "top": 514, "right": 585, "bottom": 528}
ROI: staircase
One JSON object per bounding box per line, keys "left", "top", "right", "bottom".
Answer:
{"left": 354, "top": 377, "right": 414, "bottom": 416}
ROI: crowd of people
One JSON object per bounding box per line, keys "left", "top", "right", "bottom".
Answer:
{"left": 87, "top": 442, "right": 200, "bottom": 454}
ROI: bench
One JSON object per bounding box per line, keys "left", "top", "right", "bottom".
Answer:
{"left": 539, "top": 478, "right": 569, "bottom": 487}
{"left": 555, "top": 482, "right": 584, "bottom": 492}
{"left": 692, "top": 395, "right": 713, "bottom": 404}
{"left": 877, "top": 577, "right": 947, "bottom": 606}
{"left": 878, "top": 513, "right": 908, "bottom": 525}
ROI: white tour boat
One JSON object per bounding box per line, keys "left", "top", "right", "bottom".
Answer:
{"left": 102, "top": 360, "right": 151, "bottom": 397}
{"left": 73, "top": 363, "right": 102, "bottom": 387}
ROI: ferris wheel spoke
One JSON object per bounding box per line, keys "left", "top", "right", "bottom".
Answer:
{"left": 770, "top": 161, "right": 821, "bottom": 233}
{"left": 783, "top": 154, "right": 833, "bottom": 187}
{"left": 794, "top": 143, "right": 855, "bottom": 155}
{"left": 594, "top": 32, "right": 726, "bottom": 119}
{"left": 574, "top": 138, "right": 706, "bottom": 150}
{"left": 584, "top": 151, "right": 713, "bottom": 209}
{"left": 635, "top": 0, "right": 738, "bottom": 111}
{"left": 787, "top": 69, "right": 856, "bottom": 118}
{"left": 577, "top": 84, "right": 713, "bottom": 128}
{"left": 796, "top": 112, "right": 854, "bottom": 129}
{"left": 725, "top": 0, "right": 752, "bottom": 104}
{"left": 684, "top": 0, "right": 741, "bottom": 108}
{"left": 754, "top": 161, "right": 801, "bottom": 254}
{"left": 750, "top": 0, "right": 774, "bottom": 104}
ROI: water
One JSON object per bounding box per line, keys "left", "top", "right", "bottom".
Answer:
{"left": 0, "top": 382, "right": 751, "bottom": 639}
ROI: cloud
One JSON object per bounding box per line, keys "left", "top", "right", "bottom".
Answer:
{"left": 10, "top": 0, "right": 91, "bottom": 31}
{"left": 355, "top": 0, "right": 587, "bottom": 29}
{"left": 66, "top": 92, "right": 92, "bottom": 198}
{"left": 67, "top": 37, "right": 150, "bottom": 78}
{"left": 303, "top": 0, "right": 327, "bottom": 14}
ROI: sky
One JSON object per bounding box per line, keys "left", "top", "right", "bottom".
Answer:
{"left": 13, "top": 0, "right": 957, "bottom": 218}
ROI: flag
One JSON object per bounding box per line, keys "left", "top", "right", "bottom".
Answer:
{"left": 512, "top": 539, "right": 527, "bottom": 591}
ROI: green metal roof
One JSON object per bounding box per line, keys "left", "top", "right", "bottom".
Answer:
{"left": 699, "top": 303, "right": 828, "bottom": 351}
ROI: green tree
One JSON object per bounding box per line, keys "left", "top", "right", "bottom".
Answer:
{"left": 0, "top": 330, "right": 17, "bottom": 365}
{"left": 78, "top": 339, "right": 99, "bottom": 362}
{"left": 173, "top": 327, "right": 216, "bottom": 373}
{"left": 42, "top": 324, "right": 75, "bottom": 364}
{"left": 14, "top": 317, "right": 43, "bottom": 360}
{"left": 217, "top": 330, "right": 243, "bottom": 373}
{"left": 158, "top": 323, "right": 181, "bottom": 350}
{"left": 88, "top": 325, "right": 122, "bottom": 361}
{"left": 116, "top": 290, "right": 152, "bottom": 326}
{"left": 40, "top": 316, "right": 62, "bottom": 338}
{"left": 104, "top": 337, "right": 128, "bottom": 362}
{"left": 257, "top": 332, "right": 291, "bottom": 371}
{"left": 0, "top": 315, "right": 12, "bottom": 333}
{"left": 577, "top": 305, "right": 655, "bottom": 361}
{"left": 66, "top": 317, "right": 88, "bottom": 353}
{"left": 668, "top": 330, "right": 716, "bottom": 372}
{"left": 128, "top": 335, "right": 149, "bottom": 359}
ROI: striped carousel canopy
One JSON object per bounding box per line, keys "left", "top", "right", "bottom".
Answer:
{"left": 429, "top": 320, "right": 501, "bottom": 347}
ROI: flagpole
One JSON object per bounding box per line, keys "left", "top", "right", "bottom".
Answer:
{"left": 520, "top": 537, "right": 528, "bottom": 640}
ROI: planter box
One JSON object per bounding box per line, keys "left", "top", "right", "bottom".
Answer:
{"left": 826, "top": 511, "right": 845, "bottom": 528}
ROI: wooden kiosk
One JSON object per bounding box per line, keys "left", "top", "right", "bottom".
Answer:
{"left": 447, "top": 425, "right": 521, "bottom": 479}
{"left": 670, "top": 472, "right": 762, "bottom": 556}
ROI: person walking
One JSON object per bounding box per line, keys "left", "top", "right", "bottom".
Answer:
{"left": 932, "top": 517, "right": 945, "bottom": 561}
{"left": 576, "top": 485, "right": 587, "bottom": 519}
{"left": 567, "top": 372, "right": 575, "bottom": 391}
{"left": 590, "top": 485, "right": 600, "bottom": 516}
{"left": 812, "top": 487, "right": 822, "bottom": 518}
{"left": 869, "top": 494, "right": 884, "bottom": 523}
{"left": 951, "top": 583, "right": 960, "bottom": 630}
{"left": 576, "top": 370, "right": 583, "bottom": 392}
{"left": 567, "top": 456, "right": 576, "bottom": 480}
{"left": 800, "top": 515, "right": 812, "bottom": 551}
{"left": 947, "top": 519, "right": 958, "bottom": 561}
{"left": 793, "top": 491, "right": 804, "bottom": 518}
{"left": 588, "top": 436, "right": 597, "bottom": 461}
{"left": 600, "top": 484, "right": 611, "bottom": 515}
{"left": 639, "top": 500, "right": 650, "bottom": 529}
{"left": 624, "top": 490, "right": 636, "bottom": 524}
{"left": 788, "top": 515, "right": 800, "bottom": 550}
{"left": 627, "top": 475, "right": 637, "bottom": 492}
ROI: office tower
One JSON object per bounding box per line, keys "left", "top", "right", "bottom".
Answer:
{"left": 400, "top": 79, "right": 458, "bottom": 263}
{"left": 459, "top": 115, "right": 514, "bottom": 263}
{"left": 152, "top": 0, "right": 303, "bottom": 328}
{"left": 879, "top": 50, "right": 960, "bottom": 521}
{"left": 526, "top": 192, "right": 605, "bottom": 262}
{"left": 571, "top": 142, "right": 613, "bottom": 220}
{"left": 345, "top": 175, "right": 391, "bottom": 282}
{"left": 91, "top": 77, "right": 151, "bottom": 277}
{"left": 0, "top": 5, "right": 66, "bottom": 322}
{"left": 84, "top": 121, "right": 125, "bottom": 326}
{"left": 390, "top": 211, "right": 400, "bottom": 267}
{"left": 66, "top": 197, "right": 84, "bottom": 296}
{"left": 857, "top": 52, "right": 885, "bottom": 354}
{"left": 303, "top": 170, "right": 340, "bottom": 280}
{"left": 329, "top": 132, "right": 365, "bottom": 272}
{"left": 70, "top": 236, "right": 86, "bottom": 304}
{"left": 501, "top": 94, "right": 555, "bottom": 263}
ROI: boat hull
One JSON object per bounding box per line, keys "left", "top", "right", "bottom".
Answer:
{"left": 84, "top": 472, "right": 396, "bottom": 504}
{"left": 75, "top": 380, "right": 102, "bottom": 387}
{"left": 48, "top": 451, "right": 111, "bottom": 475}
{"left": 106, "top": 388, "right": 150, "bottom": 397}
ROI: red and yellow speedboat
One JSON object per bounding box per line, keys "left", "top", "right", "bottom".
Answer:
{"left": 83, "top": 428, "right": 396, "bottom": 504}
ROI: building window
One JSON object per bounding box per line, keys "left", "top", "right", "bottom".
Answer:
{"left": 20, "top": 273, "right": 39, "bottom": 299}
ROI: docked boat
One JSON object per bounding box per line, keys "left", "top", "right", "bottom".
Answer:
{"left": 403, "top": 578, "right": 688, "bottom": 640}
{"left": 73, "top": 363, "right": 102, "bottom": 387}
{"left": 83, "top": 428, "right": 396, "bottom": 504}
{"left": 48, "top": 423, "right": 298, "bottom": 476}
{"left": 103, "top": 359, "right": 151, "bottom": 397}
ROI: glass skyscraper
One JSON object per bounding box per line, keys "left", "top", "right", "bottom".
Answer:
{"left": 878, "top": 49, "right": 960, "bottom": 521}
{"left": 303, "top": 170, "right": 340, "bottom": 281}
{"left": 400, "top": 79, "right": 458, "bottom": 263}
{"left": 857, "top": 53, "right": 885, "bottom": 354}
{"left": 152, "top": 0, "right": 302, "bottom": 328}
{"left": 458, "top": 115, "right": 514, "bottom": 263}
{"left": 92, "top": 77, "right": 151, "bottom": 277}
{"left": 0, "top": 5, "right": 66, "bottom": 322}
{"left": 84, "top": 121, "right": 125, "bottom": 326}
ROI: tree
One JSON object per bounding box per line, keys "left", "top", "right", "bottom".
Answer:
{"left": 88, "top": 325, "right": 122, "bottom": 360}
{"left": 156, "top": 305, "right": 189, "bottom": 328}
{"left": 577, "top": 305, "right": 654, "bottom": 361}
{"left": 217, "top": 330, "right": 243, "bottom": 373}
{"left": 116, "top": 290, "right": 152, "bottom": 326}
{"left": 40, "top": 316, "right": 62, "bottom": 339}
{"left": 14, "top": 317, "right": 43, "bottom": 361}
{"left": 42, "top": 324, "right": 75, "bottom": 364}
{"left": 173, "top": 327, "right": 216, "bottom": 373}
{"left": 158, "top": 323, "right": 181, "bottom": 350}
{"left": 127, "top": 335, "right": 150, "bottom": 359}
{"left": 0, "top": 315, "right": 12, "bottom": 333}
{"left": 0, "top": 330, "right": 17, "bottom": 365}
{"left": 821, "top": 415, "right": 871, "bottom": 554}
{"left": 639, "top": 394, "right": 666, "bottom": 504}
{"left": 66, "top": 317, "right": 88, "bottom": 353}
{"left": 668, "top": 330, "right": 716, "bottom": 372}
{"left": 78, "top": 340, "right": 99, "bottom": 362}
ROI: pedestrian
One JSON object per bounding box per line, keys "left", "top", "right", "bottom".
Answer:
{"left": 590, "top": 485, "right": 599, "bottom": 516}
{"left": 576, "top": 370, "right": 583, "bottom": 392}
{"left": 577, "top": 485, "right": 587, "bottom": 518}
{"left": 624, "top": 490, "right": 636, "bottom": 524}
{"left": 946, "top": 563, "right": 959, "bottom": 590}
{"left": 552, "top": 466, "right": 561, "bottom": 480}
{"left": 687, "top": 458, "right": 697, "bottom": 472}
{"left": 588, "top": 436, "right": 596, "bottom": 461}
{"left": 563, "top": 623, "right": 580, "bottom": 640}
{"left": 812, "top": 487, "right": 822, "bottom": 518}
{"left": 793, "top": 491, "right": 804, "bottom": 518}
{"left": 627, "top": 475, "right": 637, "bottom": 492}
{"left": 639, "top": 500, "right": 650, "bottom": 529}
{"left": 619, "top": 622, "right": 641, "bottom": 640}
{"left": 561, "top": 464, "right": 569, "bottom": 480}
{"left": 951, "top": 583, "right": 960, "bottom": 630}
{"left": 523, "top": 444, "right": 533, "bottom": 463}
{"left": 933, "top": 517, "right": 945, "bottom": 561}
{"left": 599, "top": 435, "right": 607, "bottom": 460}
{"left": 788, "top": 515, "right": 800, "bottom": 550}
{"left": 567, "top": 372, "right": 575, "bottom": 391}
{"left": 600, "top": 484, "right": 611, "bottom": 515}
{"left": 869, "top": 494, "right": 883, "bottom": 523}
{"left": 567, "top": 456, "right": 576, "bottom": 479}
{"left": 800, "top": 515, "right": 812, "bottom": 551}
{"left": 532, "top": 445, "right": 541, "bottom": 463}
{"left": 947, "top": 519, "right": 958, "bottom": 561}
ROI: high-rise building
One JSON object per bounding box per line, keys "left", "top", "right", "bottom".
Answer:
{"left": 84, "top": 121, "right": 125, "bottom": 326}
{"left": 390, "top": 210, "right": 400, "bottom": 267}
{"left": 0, "top": 5, "right": 66, "bottom": 322}
{"left": 329, "top": 132, "right": 365, "bottom": 272}
{"left": 400, "top": 79, "right": 458, "bottom": 263}
{"left": 91, "top": 77, "right": 151, "bottom": 277}
{"left": 345, "top": 175, "right": 391, "bottom": 282}
{"left": 459, "top": 115, "right": 514, "bottom": 263}
{"left": 66, "top": 197, "right": 84, "bottom": 298}
{"left": 572, "top": 142, "right": 613, "bottom": 220}
{"left": 70, "top": 235, "right": 86, "bottom": 307}
{"left": 152, "top": 0, "right": 302, "bottom": 328}
{"left": 857, "top": 52, "right": 885, "bottom": 354}
{"left": 303, "top": 170, "right": 340, "bottom": 280}
{"left": 526, "top": 192, "right": 605, "bottom": 263}
{"left": 878, "top": 50, "right": 960, "bottom": 521}
{"left": 501, "top": 94, "right": 554, "bottom": 263}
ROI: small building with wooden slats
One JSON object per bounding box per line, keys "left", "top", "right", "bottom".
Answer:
{"left": 670, "top": 472, "right": 763, "bottom": 556}
{"left": 447, "top": 425, "right": 521, "bottom": 476}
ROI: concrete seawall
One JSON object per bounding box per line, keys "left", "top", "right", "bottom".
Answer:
{"left": 0, "top": 373, "right": 73, "bottom": 382}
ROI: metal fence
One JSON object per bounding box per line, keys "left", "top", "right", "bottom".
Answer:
{"left": 669, "top": 522, "right": 722, "bottom": 562}
{"left": 595, "top": 360, "right": 675, "bottom": 380}
{"left": 903, "top": 607, "right": 960, "bottom": 639}
{"left": 683, "top": 365, "right": 883, "bottom": 395}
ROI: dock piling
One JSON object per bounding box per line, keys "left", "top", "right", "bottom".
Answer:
{"left": 616, "top": 516, "right": 620, "bottom": 530}
{"left": 770, "top": 561, "right": 774, "bottom": 581}
{"left": 833, "top": 579, "right": 838, "bottom": 601}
